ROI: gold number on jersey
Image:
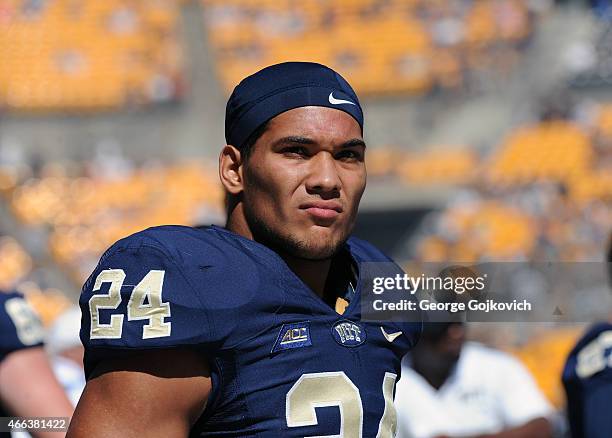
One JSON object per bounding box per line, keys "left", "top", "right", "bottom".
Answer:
{"left": 5, "top": 297, "right": 45, "bottom": 345}
{"left": 89, "top": 269, "right": 171, "bottom": 340}
{"left": 376, "top": 372, "right": 397, "bottom": 438}
{"left": 577, "top": 331, "right": 612, "bottom": 378}
{"left": 127, "top": 270, "right": 171, "bottom": 339}
{"left": 90, "top": 269, "right": 125, "bottom": 339}
{"left": 286, "top": 371, "right": 363, "bottom": 437}
{"left": 286, "top": 371, "right": 398, "bottom": 437}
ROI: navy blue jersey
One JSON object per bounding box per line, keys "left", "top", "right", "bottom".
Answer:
{"left": 0, "top": 291, "right": 44, "bottom": 362}
{"left": 80, "top": 225, "right": 421, "bottom": 437}
{"left": 0, "top": 291, "right": 45, "bottom": 420}
{"left": 563, "top": 322, "right": 612, "bottom": 438}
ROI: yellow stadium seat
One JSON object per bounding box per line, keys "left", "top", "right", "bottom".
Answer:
{"left": 202, "top": 0, "right": 534, "bottom": 96}
{"left": 0, "top": 0, "right": 183, "bottom": 111}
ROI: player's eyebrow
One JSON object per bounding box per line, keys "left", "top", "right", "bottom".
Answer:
{"left": 340, "top": 139, "right": 366, "bottom": 149}
{"left": 273, "top": 136, "right": 366, "bottom": 149}
{"left": 273, "top": 136, "right": 316, "bottom": 147}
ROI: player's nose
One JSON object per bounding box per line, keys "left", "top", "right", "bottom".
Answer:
{"left": 305, "top": 152, "right": 341, "bottom": 197}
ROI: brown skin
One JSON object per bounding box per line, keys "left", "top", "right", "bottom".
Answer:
{"left": 433, "top": 418, "right": 552, "bottom": 438}
{"left": 222, "top": 106, "right": 366, "bottom": 295}
{"left": 0, "top": 347, "right": 74, "bottom": 438}
{"left": 58, "top": 345, "right": 84, "bottom": 367}
{"left": 412, "top": 323, "right": 465, "bottom": 390}
{"left": 67, "top": 106, "right": 366, "bottom": 437}
{"left": 68, "top": 349, "right": 211, "bottom": 438}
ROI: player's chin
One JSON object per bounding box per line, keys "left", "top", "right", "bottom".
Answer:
{"left": 293, "top": 242, "right": 341, "bottom": 260}
{"left": 297, "top": 228, "right": 350, "bottom": 259}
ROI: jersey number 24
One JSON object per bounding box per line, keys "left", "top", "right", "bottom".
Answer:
{"left": 89, "top": 269, "right": 398, "bottom": 437}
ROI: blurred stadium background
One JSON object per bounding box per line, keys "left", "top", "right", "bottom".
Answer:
{"left": 0, "top": 0, "right": 611, "bottom": 423}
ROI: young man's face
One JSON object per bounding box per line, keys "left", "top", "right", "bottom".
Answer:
{"left": 242, "top": 106, "right": 366, "bottom": 260}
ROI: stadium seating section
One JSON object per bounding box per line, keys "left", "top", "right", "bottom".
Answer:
{"left": 17, "top": 280, "right": 73, "bottom": 326}
{"left": 512, "top": 328, "right": 582, "bottom": 408}
{"left": 0, "top": 232, "right": 77, "bottom": 325}
{"left": 388, "top": 116, "right": 611, "bottom": 262}
{"left": 0, "top": 0, "right": 183, "bottom": 111}
{"left": 486, "top": 121, "right": 593, "bottom": 186}
{"left": 6, "top": 161, "right": 223, "bottom": 281}
{"left": 202, "top": 0, "right": 535, "bottom": 95}
{"left": 0, "top": 0, "right": 540, "bottom": 111}
{"left": 1, "top": 113, "right": 607, "bottom": 282}
{"left": 570, "top": 17, "right": 612, "bottom": 88}
{"left": 0, "top": 235, "right": 32, "bottom": 289}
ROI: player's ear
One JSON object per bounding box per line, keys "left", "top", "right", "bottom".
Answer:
{"left": 219, "top": 145, "right": 244, "bottom": 195}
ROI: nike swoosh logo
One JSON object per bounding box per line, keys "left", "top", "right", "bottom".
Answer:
{"left": 328, "top": 92, "right": 356, "bottom": 106}
{"left": 380, "top": 327, "right": 402, "bottom": 343}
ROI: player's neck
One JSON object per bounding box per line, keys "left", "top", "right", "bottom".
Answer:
{"left": 225, "top": 210, "right": 332, "bottom": 297}
{"left": 225, "top": 206, "right": 253, "bottom": 240}
{"left": 283, "top": 255, "right": 332, "bottom": 298}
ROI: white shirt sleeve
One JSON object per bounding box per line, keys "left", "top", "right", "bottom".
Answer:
{"left": 494, "top": 352, "right": 554, "bottom": 428}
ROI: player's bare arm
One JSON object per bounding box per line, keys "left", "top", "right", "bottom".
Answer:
{"left": 67, "top": 349, "right": 211, "bottom": 438}
{"left": 472, "top": 417, "right": 552, "bottom": 438}
{"left": 0, "top": 292, "right": 74, "bottom": 438}
{"left": 0, "top": 346, "right": 74, "bottom": 438}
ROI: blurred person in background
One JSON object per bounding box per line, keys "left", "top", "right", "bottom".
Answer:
{"left": 45, "top": 306, "right": 85, "bottom": 407}
{"left": 0, "top": 290, "right": 73, "bottom": 437}
{"left": 562, "top": 233, "right": 612, "bottom": 438}
{"left": 395, "top": 322, "right": 554, "bottom": 438}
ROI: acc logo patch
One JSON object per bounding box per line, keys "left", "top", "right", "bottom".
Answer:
{"left": 272, "top": 321, "right": 312, "bottom": 353}
{"left": 332, "top": 320, "right": 366, "bottom": 347}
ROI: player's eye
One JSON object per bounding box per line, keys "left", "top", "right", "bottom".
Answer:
{"left": 281, "top": 146, "right": 310, "bottom": 158}
{"left": 336, "top": 149, "right": 363, "bottom": 161}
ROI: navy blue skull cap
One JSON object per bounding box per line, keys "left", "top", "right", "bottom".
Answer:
{"left": 225, "top": 62, "right": 364, "bottom": 148}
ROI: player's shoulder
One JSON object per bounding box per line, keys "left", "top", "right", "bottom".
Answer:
{"left": 0, "top": 290, "right": 45, "bottom": 361}
{"left": 0, "top": 291, "right": 24, "bottom": 330}
{"left": 87, "top": 225, "right": 257, "bottom": 286}
{"left": 346, "top": 236, "right": 394, "bottom": 263}
{"left": 564, "top": 322, "right": 612, "bottom": 380}
{"left": 82, "top": 224, "right": 268, "bottom": 321}
{"left": 0, "top": 291, "right": 36, "bottom": 328}
{"left": 0, "top": 290, "right": 22, "bottom": 306}
{"left": 571, "top": 322, "right": 612, "bottom": 354}
{"left": 461, "top": 341, "right": 524, "bottom": 371}
{"left": 80, "top": 225, "right": 280, "bottom": 373}
{"left": 102, "top": 225, "right": 224, "bottom": 260}
{"left": 563, "top": 322, "right": 612, "bottom": 437}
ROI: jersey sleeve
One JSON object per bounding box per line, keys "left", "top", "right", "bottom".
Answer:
{"left": 563, "top": 324, "right": 612, "bottom": 437}
{"left": 0, "top": 292, "right": 45, "bottom": 363}
{"left": 580, "top": 377, "right": 612, "bottom": 438}
{"left": 79, "top": 241, "right": 221, "bottom": 378}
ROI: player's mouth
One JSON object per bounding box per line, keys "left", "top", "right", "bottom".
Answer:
{"left": 299, "top": 201, "right": 343, "bottom": 221}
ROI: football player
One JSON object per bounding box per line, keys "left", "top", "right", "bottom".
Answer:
{"left": 0, "top": 290, "right": 74, "bottom": 437}
{"left": 562, "top": 234, "right": 612, "bottom": 438}
{"left": 68, "top": 62, "right": 421, "bottom": 437}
